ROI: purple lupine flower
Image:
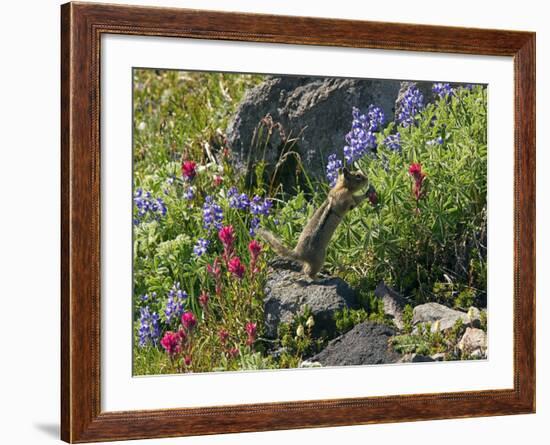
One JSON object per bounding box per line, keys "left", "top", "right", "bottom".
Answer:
{"left": 247, "top": 195, "right": 272, "bottom": 236}
{"left": 183, "top": 186, "right": 195, "bottom": 200}
{"left": 202, "top": 196, "right": 223, "bottom": 231}
{"left": 382, "top": 132, "right": 402, "bottom": 152}
{"left": 138, "top": 307, "right": 161, "bottom": 347}
{"left": 343, "top": 105, "right": 385, "bottom": 162}
{"left": 365, "top": 105, "right": 386, "bottom": 131}
{"left": 250, "top": 195, "right": 272, "bottom": 216}
{"left": 326, "top": 153, "right": 343, "bottom": 187}
{"left": 249, "top": 217, "right": 260, "bottom": 237}
{"left": 140, "top": 291, "right": 157, "bottom": 303}
{"left": 427, "top": 136, "right": 444, "bottom": 146}
{"left": 193, "top": 238, "right": 209, "bottom": 257}
{"left": 133, "top": 188, "right": 168, "bottom": 224}
{"left": 432, "top": 82, "right": 453, "bottom": 98}
{"left": 396, "top": 84, "right": 424, "bottom": 127}
{"left": 228, "top": 187, "right": 250, "bottom": 210}
{"left": 164, "top": 282, "right": 187, "bottom": 326}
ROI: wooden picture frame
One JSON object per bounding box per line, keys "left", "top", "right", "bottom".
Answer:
{"left": 61, "top": 2, "right": 535, "bottom": 442}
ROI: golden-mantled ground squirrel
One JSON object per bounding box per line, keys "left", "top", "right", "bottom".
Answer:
{"left": 258, "top": 167, "right": 370, "bottom": 279}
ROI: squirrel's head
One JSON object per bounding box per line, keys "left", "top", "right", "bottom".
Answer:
{"left": 338, "top": 167, "right": 368, "bottom": 191}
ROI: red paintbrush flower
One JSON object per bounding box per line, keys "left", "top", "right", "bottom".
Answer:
{"left": 248, "top": 240, "right": 262, "bottom": 259}
{"left": 228, "top": 256, "right": 246, "bottom": 279}
{"left": 181, "top": 160, "right": 197, "bottom": 180}
{"left": 218, "top": 225, "right": 235, "bottom": 249}
{"left": 409, "top": 162, "right": 423, "bottom": 178}
{"left": 198, "top": 292, "right": 209, "bottom": 308}
{"left": 245, "top": 321, "right": 257, "bottom": 346}
{"left": 160, "top": 331, "right": 180, "bottom": 356}
{"left": 181, "top": 311, "right": 197, "bottom": 331}
{"left": 408, "top": 163, "right": 427, "bottom": 202}
{"left": 219, "top": 329, "right": 229, "bottom": 345}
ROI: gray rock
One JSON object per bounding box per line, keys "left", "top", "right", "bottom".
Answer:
{"left": 226, "top": 77, "right": 436, "bottom": 183}
{"left": 227, "top": 77, "right": 471, "bottom": 186}
{"left": 309, "top": 322, "right": 402, "bottom": 366}
{"left": 263, "top": 260, "right": 358, "bottom": 338}
{"left": 412, "top": 302, "right": 481, "bottom": 333}
{"left": 458, "top": 327, "right": 487, "bottom": 358}
{"left": 375, "top": 281, "right": 406, "bottom": 330}
{"left": 431, "top": 353, "right": 446, "bottom": 361}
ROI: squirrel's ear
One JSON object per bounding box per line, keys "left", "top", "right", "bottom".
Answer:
{"left": 342, "top": 167, "right": 350, "bottom": 177}
{"left": 337, "top": 167, "right": 344, "bottom": 176}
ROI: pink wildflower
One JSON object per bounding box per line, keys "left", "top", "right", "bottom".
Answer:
{"left": 213, "top": 175, "right": 224, "bottom": 187}
{"left": 160, "top": 331, "right": 180, "bottom": 357}
{"left": 408, "top": 163, "right": 423, "bottom": 178}
{"left": 206, "top": 258, "right": 221, "bottom": 278}
{"left": 207, "top": 258, "right": 223, "bottom": 295}
{"left": 218, "top": 225, "right": 235, "bottom": 249}
{"left": 408, "top": 163, "right": 426, "bottom": 202}
{"left": 177, "top": 328, "right": 187, "bottom": 342}
{"left": 198, "top": 292, "right": 209, "bottom": 308}
{"left": 228, "top": 256, "right": 246, "bottom": 279}
{"left": 248, "top": 240, "right": 262, "bottom": 260}
{"left": 181, "top": 311, "right": 197, "bottom": 331}
{"left": 184, "top": 355, "right": 192, "bottom": 366}
{"left": 248, "top": 239, "right": 262, "bottom": 273}
{"left": 245, "top": 321, "right": 257, "bottom": 346}
{"left": 181, "top": 160, "right": 197, "bottom": 180}
{"left": 219, "top": 329, "right": 229, "bottom": 345}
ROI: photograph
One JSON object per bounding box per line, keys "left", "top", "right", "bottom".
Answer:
{"left": 132, "top": 69, "right": 488, "bottom": 375}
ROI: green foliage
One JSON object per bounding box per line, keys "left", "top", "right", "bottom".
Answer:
{"left": 276, "top": 306, "right": 324, "bottom": 366}
{"left": 133, "top": 69, "right": 263, "bottom": 174}
{"left": 392, "top": 318, "right": 467, "bottom": 359}
{"left": 213, "top": 346, "right": 277, "bottom": 372}
{"left": 334, "top": 308, "right": 369, "bottom": 335}
{"left": 328, "top": 87, "right": 487, "bottom": 303}
{"left": 479, "top": 309, "right": 488, "bottom": 332}
{"left": 402, "top": 304, "right": 414, "bottom": 334}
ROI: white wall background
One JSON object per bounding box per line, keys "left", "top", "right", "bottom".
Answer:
{"left": 0, "top": 1, "right": 545, "bottom": 444}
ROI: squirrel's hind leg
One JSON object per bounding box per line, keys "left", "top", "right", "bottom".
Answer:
{"left": 302, "top": 261, "right": 322, "bottom": 281}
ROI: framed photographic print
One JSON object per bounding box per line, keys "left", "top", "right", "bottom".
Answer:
{"left": 61, "top": 2, "right": 535, "bottom": 442}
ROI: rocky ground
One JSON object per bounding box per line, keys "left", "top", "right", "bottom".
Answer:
{"left": 263, "top": 259, "right": 487, "bottom": 367}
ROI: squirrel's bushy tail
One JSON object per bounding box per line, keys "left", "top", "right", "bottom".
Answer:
{"left": 256, "top": 228, "right": 302, "bottom": 262}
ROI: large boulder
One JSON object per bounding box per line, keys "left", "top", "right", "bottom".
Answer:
{"left": 309, "top": 321, "right": 402, "bottom": 366}
{"left": 263, "top": 259, "right": 358, "bottom": 338}
{"left": 412, "top": 302, "right": 481, "bottom": 333}
{"left": 457, "top": 327, "right": 487, "bottom": 358}
{"left": 226, "top": 76, "right": 437, "bottom": 183}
